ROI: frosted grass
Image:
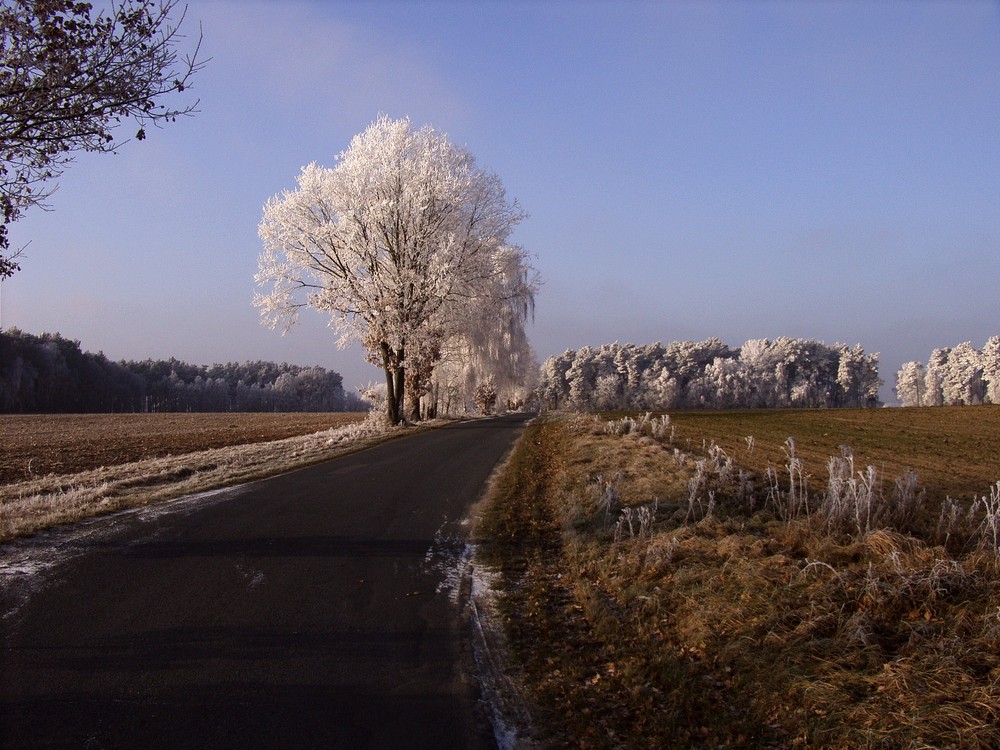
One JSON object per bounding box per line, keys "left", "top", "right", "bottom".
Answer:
{"left": 0, "top": 414, "right": 398, "bottom": 541}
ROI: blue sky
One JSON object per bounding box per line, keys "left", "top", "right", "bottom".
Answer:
{"left": 3, "top": 0, "right": 998, "bottom": 402}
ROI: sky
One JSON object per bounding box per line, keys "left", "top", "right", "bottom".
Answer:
{"left": 2, "top": 0, "right": 998, "bottom": 403}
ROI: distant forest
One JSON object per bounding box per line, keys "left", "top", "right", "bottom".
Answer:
{"left": 0, "top": 329, "right": 366, "bottom": 413}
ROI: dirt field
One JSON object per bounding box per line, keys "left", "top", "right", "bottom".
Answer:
{"left": 665, "top": 405, "right": 1000, "bottom": 504}
{"left": 0, "top": 413, "right": 366, "bottom": 484}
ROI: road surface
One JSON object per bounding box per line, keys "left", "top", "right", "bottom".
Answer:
{"left": 0, "top": 414, "right": 530, "bottom": 749}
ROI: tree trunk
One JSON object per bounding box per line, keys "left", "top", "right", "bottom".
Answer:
{"left": 427, "top": 382, "right": 438, "bottom": 419}
{"left": 404, "top": 371, "right": 421, "bottom": 423}
{"left": 383, "top": 366, "right": 399, "bottom": 425}
{"left": 380, "top": 342, "right": 406, "bottom": 425}
{"left": 393, "top": 367, "right": 405, "bottom": 423}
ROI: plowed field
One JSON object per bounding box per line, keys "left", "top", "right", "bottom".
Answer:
{"left": 666, "top": 405, "right": 1000, "bottom": 504}
{"left": 0, "top": 413, "right": 366, "bottom": 484}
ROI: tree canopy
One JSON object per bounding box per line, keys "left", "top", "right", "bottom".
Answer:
{"left": 256, "top": 115, "right": 538, "bottom": 424}
{"left": 0, "top": 0, "right": 204, "bottom": 276}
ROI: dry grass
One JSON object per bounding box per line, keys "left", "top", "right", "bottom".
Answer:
{"left": 476, "top": 410, "right": 1000, "bottom": 748}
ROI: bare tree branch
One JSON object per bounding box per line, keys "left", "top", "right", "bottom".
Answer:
{"left": 0, "top": 0, "right": 206, "bottom": 276}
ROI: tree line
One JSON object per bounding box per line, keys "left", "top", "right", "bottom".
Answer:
{"left": 0, "top": 328, "right": 363, "bottom": 413}
{"left": 895, "top": 336, "right": 1000, "bottom": 407}
{"left": 538, "top": 338, "right": 882, "bottom": 411}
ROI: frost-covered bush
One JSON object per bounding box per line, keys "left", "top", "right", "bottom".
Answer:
{"left": 935, "top": 482, "right": 1000, "bottom": 554}
{"left": 650, "top": 414, "right": 672, "bottom": 441}
{"left": 761, "top": 442, "right": 927, "bottom": 536}
{"left": 605, "top": 416, "right": 637, "bottom": 436}
{"left": 766, "top": 438, "right": 810, "bottom": 522}
{"left": 603, "top": 412, "right": 673, "bottom": 440}
{"left": 614, "top": 504, "right": 656, "bottom": 542}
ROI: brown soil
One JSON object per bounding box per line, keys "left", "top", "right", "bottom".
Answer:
{"left": 665, "top": 405, "right": 1000, "bottom": 505}
{"left": 0, "top": 413, "right": 365, "bottom": 483}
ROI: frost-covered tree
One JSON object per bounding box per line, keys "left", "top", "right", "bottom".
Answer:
{"left": 589, "top": 344, "right": 625, "bottom": 409}
{"left": 593, "top": 373, "right": 623, "bottom": 411}
{"left": 861, "top": 351, "right": 883, "bottom": 406}
{"left": 425, "top": 279, "right": 537, "bottom": 418}
{"left": 256, "top": 116, "right": 537, "bottom": 424}
{"left": 734, "top": 339, "right": 782, "bottom": 408}
{"left": 767, "top": 337, "right": 845, "bottom": 408}
{"left": 700, "top": 357, "right": 750, "bottom": 409}
{"left": 473, "top": 377, "right": 497, "bottom": 415}
{"left": 565, "top": 346, "right": 597, "bottom": 408}
{"left": 665, "top": 338, "right": 731, "bottom": 393}
{"left": 837, "top": 344, "right": 869, "bottom": 407}
{"left": 642, "top": 365, "right": 680, "bottom": 410}
{"left": 895, "top": 361, "right": 926, "bottom": 407}
{"left": 938, "top": 341, "right": 985, "bottom": 406}
{"left": 899, "top": 337, "right": 1000, "bottom": 408}
{"left": 538, "top": 348, "right": 574, "bottom": 409}
{"left": 0, "top": 0, "right": 204, "bottom": 276}
{"left": 424, "top": 243, "right": 536, "bottom": 417}
{"left": 982, "top": 336, "right": 1000, "bottom": 405}
{"left": 923, "top": 348, "right": 949, "bottom": 406}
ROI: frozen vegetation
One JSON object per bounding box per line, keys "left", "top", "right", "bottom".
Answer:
{"left": 0, "top": 413, "right": 395, "bottom": 540}
{"left": 538, "top": 337, "right": 882, "bottom": 411}
{"left": 257, "top": 116, "right": 539, "bottom": 425}
{"left": 476, "top": 411, "right": 1000, "bottom": 747}
{"left": 896, "top": 335, "right": 1000, "bottom": 406}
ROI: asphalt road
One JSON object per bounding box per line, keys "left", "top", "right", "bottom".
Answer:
{"left": 0, "top": 414, "right": 531, "bottom": 749}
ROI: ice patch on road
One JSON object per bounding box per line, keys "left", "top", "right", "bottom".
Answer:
{"left": 423, "top": 518, "right": 534, "bottom": 750}
{"left": 469, "top": 562, "right": 532, "bottom": 750}
{"left": 423, "top": 522, "right": 471, "bottom": 604}
{"left": 0, "top": 484, "right": 244, "bottom": 622}
{"left": 235, "top": 562, "right": 266, "bottom": 590}
{"left": 133, "top": 485, "right": 246, "bottom": 523}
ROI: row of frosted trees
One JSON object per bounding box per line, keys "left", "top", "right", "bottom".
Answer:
{"left": 538, "top": 338, "right": 882, "bottom": 411}
{"left": 0, "top": 328, "right": 362, "bottom": 413}
{"left": 895, "top": 336, "right": 1000, "bottom": 407}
